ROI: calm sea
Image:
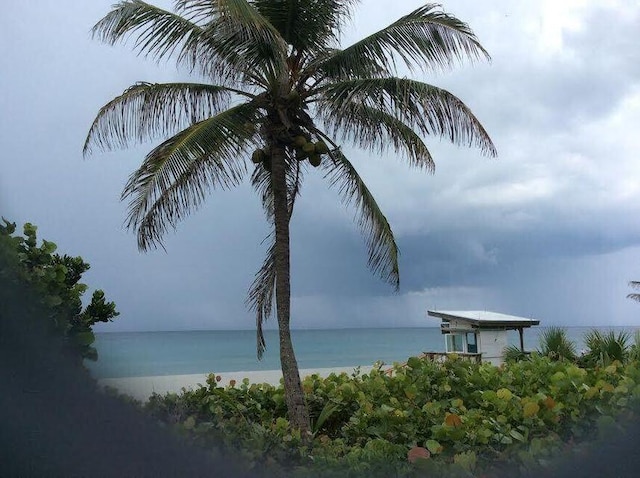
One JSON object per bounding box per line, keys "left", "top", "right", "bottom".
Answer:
{"left": 86, "top": 326, "right": 640, "bottom": 379}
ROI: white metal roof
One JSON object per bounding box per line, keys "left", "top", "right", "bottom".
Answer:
{"left": 427, "top": 310, "right": 540, "bottom": 328}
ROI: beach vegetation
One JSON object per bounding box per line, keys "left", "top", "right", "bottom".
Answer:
{"left": 145, "top": 354, "right": 640, "bottom": 477}
{"left": 84, "top": 1, "right": 496, "bottom": 432}
{"left": 0, "top": 218, "right": 119, "bottom": 361}
{"left": 630, "top": 331, "right": 640, "bottom": 362}
{"left": 502, "top": 344, "right": 529, "bottom": 363}
{"left": 579, "top": 330, "right": 631, "bottom": 367}
{"left": 538, "top": 326, "right": 578, "bottom": 362}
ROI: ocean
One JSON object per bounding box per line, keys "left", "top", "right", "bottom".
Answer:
{"left": 86, "top": 326, "right": 640, "bottom": 379}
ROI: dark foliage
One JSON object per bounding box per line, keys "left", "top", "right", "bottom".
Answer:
{"left": 0, "top": 218, "right": 119, "bottom": 360}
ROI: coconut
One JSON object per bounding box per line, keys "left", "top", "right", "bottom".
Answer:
{"left": 314, "top": 141, "right": 329, "bottom": 154}
{"left": 251, "top": 149, "right": 265, "bottom": 164}
{"left": 293, "top": 135, "right": 307, "bottom": 147}
{"left": 295, "top": 147, "right": 307, "bottom": 161}
{"left": 287, "top": 90, "right": 300, "bottom": 103}
{"left": 302, "top": 142, "right": 315, "bottom": 154}
{"left": 308, "top": 153, "right": 322, "bottom": 167}
{"left": 262, "top": 157, "right": 272, "bottom": 172}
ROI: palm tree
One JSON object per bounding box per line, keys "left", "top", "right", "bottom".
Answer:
{"left": 627, "top": 281, "right": 640, "bottom": 302}
{"left": 538, "top": 326, "right": 577, "bottom": 362}
{"left": 581, "top": 329, "right": 630, "bottom": 366}
{"left": 84, "top": 0, "right": 496, "bottom": 432}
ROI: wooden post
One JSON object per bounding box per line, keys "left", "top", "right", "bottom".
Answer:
{"left": 518, "top": 328, "right": 524, "bottom": 351}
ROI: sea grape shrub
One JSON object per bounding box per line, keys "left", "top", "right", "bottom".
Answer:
{"left": 144, "top": 356, "right": 640, "bottom": 477}
{"left": 0, "top": 218, "right": 119, "bottom": 360}
{"left": 146, "top": 375, "right": 306, "bottom": 472}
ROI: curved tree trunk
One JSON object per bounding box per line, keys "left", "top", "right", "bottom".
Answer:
{"left": 270, "top": 142, "right": 310, "bottom": 434}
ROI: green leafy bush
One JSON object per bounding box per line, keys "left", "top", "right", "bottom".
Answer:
{"left": 145, "top": 356, "right": 640, "bottom": 477}
{"left": 0, "top": 218, "right": 119, "bottom": 360}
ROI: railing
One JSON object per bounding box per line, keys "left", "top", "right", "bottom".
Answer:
{"left": 422, "top": 352, "right": 482, "bottom": 363}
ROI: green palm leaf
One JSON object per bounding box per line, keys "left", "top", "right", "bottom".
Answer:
{"left": 92, "top": 0, "right": 286, "bottom": 85}
{"left": 247, "top": 233, "right": 275, "bottom": 358}
{"left": 539, "top": 327, "right": 577, "bottom": 362}
{"left": 83, "top": 82, "right": 249, "bottom": 155}
{"left": 321, "top": 149, "right": 399, "bottom": 289}
{"left": 628, "top": 281, "right": 640, "bottom": 302}
{"left": 583, "top": 329, "right": 631, "bottom": 365}
{"left": 91, "top": 1, "right": 204, "bottom": 63}
{"left": 319, "top": 102, "right": 434, "bottom": 171}
{"left": 123, "top": 102, "right": 263, "bottom": 250}
{"left": 316, "top": 3, "right": 489, "bottom": 79}
{"left": 319, "top": 77, "right": 497, "bottom": 156}
{"left": 177, "top": 0, "right": 289, "bottom": 80}
{"left": 251, "top": 0, "right": 357, "bottom": 54}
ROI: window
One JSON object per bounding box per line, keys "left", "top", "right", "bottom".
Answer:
{"left": 466, "top": 332, "right": 478, "bottom": 354}
{"left": 446, "top": 333, "right": 465, "bottom": 353}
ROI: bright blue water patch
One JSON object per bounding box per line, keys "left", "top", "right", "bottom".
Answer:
{"left": 86, "top": 326, "right": 640, "bottom": 379}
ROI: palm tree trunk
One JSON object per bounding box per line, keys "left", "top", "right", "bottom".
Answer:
{"left": 270, "top": 143, "right": 310, "bottom": 434}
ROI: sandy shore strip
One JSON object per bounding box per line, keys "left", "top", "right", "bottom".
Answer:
{"left": 98, "top": 365, "right": 374, "bottom": 402}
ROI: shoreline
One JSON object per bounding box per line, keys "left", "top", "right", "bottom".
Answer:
{"left": 98, "top": 365, "right": 374, "bottom": 402}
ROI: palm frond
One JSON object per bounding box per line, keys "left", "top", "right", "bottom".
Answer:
{"left": 91, "top": 1, "right": 204, "bottom": 63}
{"left": 628, "top": 281, "right": 640, "bottom": 302}
{"left": 319, "top": 102, "right": 434, "bottom": 171}
{"left": 630, "top": 330, "right": 640, "bottom": 361}
{"left": 320, "top": 149, "right": 399, "bottom": 289}
{"left": 319, "top": 77, "right": 497, "bottom": 157}
{"left": 582, "top": 329, "right": 631, "bottom": 366}
{"left": 92, "top": 0, "right": 286, "bottom": 86}
{"left": 316, "top": 3, "right": 489, "bottom": 80}
{"left": 251, "top": 0, "right": 357, "bottom": 54}
{"left": 83, "top": 82, "right": 248, "bottom": 155}
{"left": 179, "top": 0, "right": 289, "bottom": 80}
{"left": 503, "top": 344, "right": 529, "bottom": 363}
{"left": 246, "top": 232, "right": 276, "bottom": 359}
{"left": 538, "top": 326, "right": 577, "bottom": 362}
{"left": 123, "top": 102, "right": 263, "bottom": 250}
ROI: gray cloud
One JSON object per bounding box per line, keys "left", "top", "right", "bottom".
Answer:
{"left": 2, "top": 1, "right": 640, "bottom": 333}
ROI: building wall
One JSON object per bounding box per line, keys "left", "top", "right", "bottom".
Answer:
{"left": 445, "top": 319, "right": 474, "bottom": 331}
{"left": 478, "top": 330, "right": 508, "bottom": 366}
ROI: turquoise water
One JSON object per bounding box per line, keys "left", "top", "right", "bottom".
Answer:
{"left": 86, "top": 326, "right": 640, "bottom": 379}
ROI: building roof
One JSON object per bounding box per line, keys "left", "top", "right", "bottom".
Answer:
{"left": 427, "top": 310, "right": 540, "bottom": 328}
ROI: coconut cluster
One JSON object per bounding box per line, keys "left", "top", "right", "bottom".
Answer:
{"left": 250, "top": 135, "right": 329, "bottom": 171}
{"left": 291, "top": 135, "right": 328, "bottom": 167}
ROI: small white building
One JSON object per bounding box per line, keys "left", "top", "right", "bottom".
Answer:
{"left": 427, "top": 310, "right": 540, "bottom": 366}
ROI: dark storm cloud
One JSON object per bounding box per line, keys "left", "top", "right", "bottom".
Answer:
{"left": 2, "top": 1, "right": 640, "bottom": 331}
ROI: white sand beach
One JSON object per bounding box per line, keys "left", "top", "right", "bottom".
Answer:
{"left": 98, "top": 365, "right": 374, "bottom": 402}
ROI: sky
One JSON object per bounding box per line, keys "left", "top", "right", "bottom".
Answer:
{"left": 1, "top": 1, "right": 639, "bottom": 333}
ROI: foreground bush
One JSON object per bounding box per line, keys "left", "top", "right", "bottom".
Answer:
{"left": 0, "top": 218, "right": 119, "bottom": 360}
{"left": 146, "top": 356, "right": 640, "bottom": 477}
